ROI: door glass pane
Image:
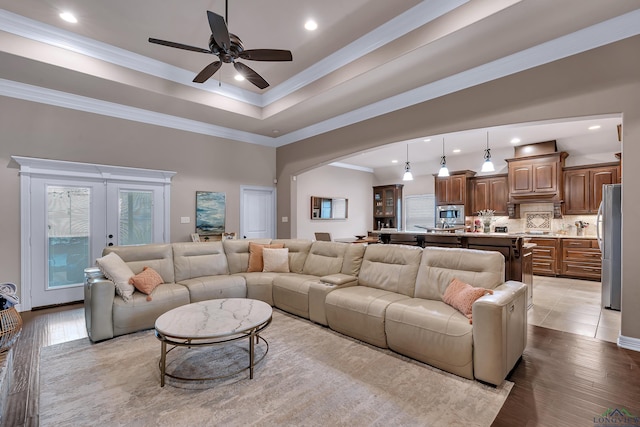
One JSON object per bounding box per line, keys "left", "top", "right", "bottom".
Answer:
{"left": 119, "top": 190, "right": 153, "bottom": 245}
{"left": 47, "top": 186, "right": 90, "bottom": 288}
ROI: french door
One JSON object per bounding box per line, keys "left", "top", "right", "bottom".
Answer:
{"left": 15, "top": 156, "right": 174, "bottom": 310}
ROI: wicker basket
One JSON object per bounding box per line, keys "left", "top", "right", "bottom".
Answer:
{"left": 0, "top": 307, "right": 23, "bottom": 353}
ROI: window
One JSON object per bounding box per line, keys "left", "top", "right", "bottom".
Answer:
{"left": 405, "top": 194, "right": 436, "bottom": 231}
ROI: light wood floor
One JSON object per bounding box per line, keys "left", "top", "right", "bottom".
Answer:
{"left": 4, "top": 286, "right": 640, "bottom": 426}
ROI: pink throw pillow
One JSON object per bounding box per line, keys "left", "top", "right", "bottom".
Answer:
{"left": 129, "top": 266, "right": 163, "bottom": 301}
{"left": 442, "top": 278, "right": 493, "bottom": 324}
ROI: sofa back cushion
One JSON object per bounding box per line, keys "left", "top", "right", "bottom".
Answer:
{"left": 358, "top": 244, "right": 422, "bottom": 297}
{"left": 103, "top": 243, "right": 175, "bottom": 283}
{"left": 414, "top": 247, "right": 505, "bottom": 301}
{"left": 172, "top": 242, "right": 229, "bottom": 282}
{"left": 223, "top": 239, "right": 272, "bottom": 273}
{"left": 272, "top": 239, "right": 312, "bottom": 274}
{"left": 342, "top": 244, "right": 366, "bottom": 276}
{"left": 302, "top": 241, "right": 349, "bottom": 276}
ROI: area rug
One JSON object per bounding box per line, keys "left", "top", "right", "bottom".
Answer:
{"left": 39, "top": 310, "right": 512, "bottom": 426}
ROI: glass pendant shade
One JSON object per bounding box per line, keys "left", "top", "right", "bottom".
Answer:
{"left": 481, "top": 132, "right": 495, "bottom": 172}
{"left": 438, "top": 138, "right": 449, "bottom": 177}
{"left": 402, "top": 144, "right": 413, "bottom": 181}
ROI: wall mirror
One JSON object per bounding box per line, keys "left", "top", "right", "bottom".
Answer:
{"left": 311, "top": 196, "right": 348, "bottom": 220}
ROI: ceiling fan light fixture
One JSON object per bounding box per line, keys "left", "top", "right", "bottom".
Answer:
{"left": 234, "top": 74, "right": 245, "bottom": 81}
{"left": 402, "top": 144, "right": 413, "bottom": 181}
{"left": 481, "top": 131, "right": 495, "bottom": 172}
{"left": 438, "top": 138, "right": 449, "bottom": 177}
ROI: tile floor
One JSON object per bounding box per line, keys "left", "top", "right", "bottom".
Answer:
{"left": 529, "top": 275, "right": 621, "bottom": 343}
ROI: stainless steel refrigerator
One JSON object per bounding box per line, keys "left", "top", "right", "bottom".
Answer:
{"left": 597, "top": 183, "right": 621, "bottom": 310}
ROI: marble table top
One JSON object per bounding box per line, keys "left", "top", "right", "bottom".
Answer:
{"left": 155, "top": 298, "right": 272, "bottom": 340}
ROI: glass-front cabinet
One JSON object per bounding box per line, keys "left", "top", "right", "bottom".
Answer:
{"left": 373, "top": 184, "right": 403, "bottom": 230}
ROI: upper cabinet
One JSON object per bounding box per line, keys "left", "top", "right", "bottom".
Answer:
{"left": 470, "top": 174, "right": 509, "bottom": 216}
{"left": 434, "top": 171, "right": 476, "bottom": 213}
{"left": 506, "top": 152, "right": 568, "bottom": 218}
{"left": 563, "top": 163, "right": 620, "bottom": 214}
{"left": 373, "top": 184, "right": 403, "bottom": 230}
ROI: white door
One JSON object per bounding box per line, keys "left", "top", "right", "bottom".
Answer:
{"left": 15, "top": 156, "right": 175, "bottom": 310}
{"left": 240, "top": 186, "right": 276, "bottom": 239}
{"left": 30, "top": 178, "right": 107, "bottom": 307}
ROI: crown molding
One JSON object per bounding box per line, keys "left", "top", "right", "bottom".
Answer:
{"left": 1, "top": 9, "right": 639, "bottom": 148}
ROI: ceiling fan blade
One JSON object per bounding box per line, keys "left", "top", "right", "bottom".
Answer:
{"left": 234, "top": 62, "right": 269, "bottom": 89}
{"left": 193, "top": 61, "right": 222, "bottom": 83}
{"left": 239, "top": 49, "right": 293, "bottom": 62}
{"left": 207, "top": 11, "right": 231, "bottom": 52}
{"left": 148, "top": 38, "right": 211, "bottom": 54}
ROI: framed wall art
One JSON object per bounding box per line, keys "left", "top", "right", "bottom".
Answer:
{"left": 195, "top": 191, "right": 226, "bottom": 236}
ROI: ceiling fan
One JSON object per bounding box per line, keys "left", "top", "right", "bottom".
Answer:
{"left": 148, "top": 6, "right": 292, "bottom": 89}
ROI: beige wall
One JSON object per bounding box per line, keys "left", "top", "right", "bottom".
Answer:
{"left": 0, "top": 97, "right": 276, "bottom": 296}
{"left": 277, "top": 36, "right": 640, "bottom": 343}
{"left": 295, "top": 165, "right": 373, "bottom": 240}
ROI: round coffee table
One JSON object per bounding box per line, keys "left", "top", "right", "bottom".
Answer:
{"left": 154, "top": 298, "right": 272, "bottom": 387}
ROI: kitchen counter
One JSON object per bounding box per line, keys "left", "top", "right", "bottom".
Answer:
{"left": 373, "top": 230, "right": 596, "bottom": 239}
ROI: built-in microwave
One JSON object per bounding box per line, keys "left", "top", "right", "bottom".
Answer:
{"left": 436, "top": 205, "right": 465, "bottom": 226}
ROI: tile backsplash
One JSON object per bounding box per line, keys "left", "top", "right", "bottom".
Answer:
{"left": 476, "top": 203, "right": 597, "bottom": 236}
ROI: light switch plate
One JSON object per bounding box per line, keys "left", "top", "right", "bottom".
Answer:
{"left": 282, "top": 216, "right": 288, "bottom": 223}
{"left": 180, "top": 216, "right": 190, "bottom": 224}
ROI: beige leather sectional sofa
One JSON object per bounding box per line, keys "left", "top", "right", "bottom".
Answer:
{"left": 84, "top": 239, "right": 527, "bottom": 386}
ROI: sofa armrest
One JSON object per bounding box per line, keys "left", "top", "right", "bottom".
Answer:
{"left": 472, "top": 280, "right": 528, "bottom": 386}
{"left": 309, "top": 275, "right": 358, "bottom": 325}
{"left": 319, "top": 273, "right": 358, "bottom": 286}
{"left": 84, "top": 267, "right": 116, "bottom": 342}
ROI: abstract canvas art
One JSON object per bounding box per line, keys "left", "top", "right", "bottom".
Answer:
{"left": 195, "top": 191, "right": 225, "bottom": 236}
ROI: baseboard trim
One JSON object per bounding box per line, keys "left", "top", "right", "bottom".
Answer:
{"left": 618, "top": 334, "right": 640, "bottom": 352}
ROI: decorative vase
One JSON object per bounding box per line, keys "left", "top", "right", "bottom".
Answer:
{"left": 482, "top": 218, "right": 492, "bottom": 233}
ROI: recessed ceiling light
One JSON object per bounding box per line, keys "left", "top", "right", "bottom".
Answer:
{"left": 272, "top": 129, "right": 280, "bottom": 134}
{"left": 391, "top": 160, "right": 398, "bottom": 164}
{"left": 452, "top": 149, "right": 461, "bottom": 153}
{"left": 304, "top": 20, "right": 318, "bottom": 31}
{"left": 588, "top": 125, "right": 601, "bottom": 130}
{"left": 423, "top": 138, "right": 431, "bottom": 142}
{"left": 234, "top": 74, "right": 245, "bottom": 81}
{"left": 59, "top": 11, "right": 77, "bottom": 23}
{"left": 510, "top": 138, "right": 521, "bottom": 144}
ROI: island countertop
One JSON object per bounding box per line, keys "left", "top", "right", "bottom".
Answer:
{"left": 372, "top": 230, "right": 596, "bottom": 239}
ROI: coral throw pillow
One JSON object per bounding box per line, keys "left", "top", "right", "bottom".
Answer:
{"left": 248, "top": 242, "right": 285, "bottom": 272}
{"left": 442, "top": 278, "right": 493, "bottom": 323}
{"left": 262, "top": 248, "right": 290, "bottom": 273}
{"left": 129, "top": 266, "right": 164, "bottom": 301}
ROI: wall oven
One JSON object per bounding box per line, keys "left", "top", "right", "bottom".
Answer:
{"left": 436, "top": 205, "right": 465, "bottom": 226}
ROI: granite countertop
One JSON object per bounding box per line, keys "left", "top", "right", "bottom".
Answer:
{"left": 373, "top": 230, "right": 597, "bottom": 239}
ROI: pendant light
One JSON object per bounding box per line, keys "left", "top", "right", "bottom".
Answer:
{"left": 481, "top": 131, "right": 495, "bottom": 172}
{"left": 402, "top": 144, "right": 413, "bottom": 181}
{"left": 438, "top": 138, "right": 449, "bottom": 177}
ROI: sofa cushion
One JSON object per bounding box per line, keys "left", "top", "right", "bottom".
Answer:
{"left": 248, "top": 242, "right": 285, "bottom": 272}
{"left": 357, "top": 244, "right": 422, "bottom": 297}
{"left": 341, "top": 244, "right": 366, "bottom": 276}
{"left": 95, "top": 252, "right": 135, "bottom": 302}
{"left": 177, "top": 275, "right": 246, "bottom": 303}
{"left": 302, "top": 241, "right": 348, "bottom": 276}
{"left": 172, "top": 242, "right": 229, "bottom": 282}
{"left": 104, "top": 244, "right": 175, "bottom": 284}
{"left": 414, "top": 247, "right": 505, "bottom": 301}
{"left": 235, "top": 272, "right": 280, "bottom": 305}
{"left": 385, "top": 298, "right": 474, "bottom": 380}
{"left": 272, "top": 239, "right": 312, "bottom": 274}
{"left": 223, "top": 239, "right": 272, "bottom": 274}
{"left": 272, "top": 274, "right": 320, "bottom": 318}
{"left": 442, "top": 278, "right": 494, "bottom": 323}
{"left": 129, "top": 267, "right": 163, "bottom": 300}
{"left": 112, "top": 283, "right": 190, "bottom": 337}
{"left": 263, "top": 248, "right": 290, "bottom": 272}
{"left": 325, "top": 286, "right": 411, "bottom": 348}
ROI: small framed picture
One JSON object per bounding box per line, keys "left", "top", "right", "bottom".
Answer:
{"left": 190, "top": 233, "right": 201, "bottom": 242}
{"left": 223, "top": 232, "right": 236, "bottom": 240}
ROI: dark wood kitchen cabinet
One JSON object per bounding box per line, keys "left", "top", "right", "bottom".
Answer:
{"left": 434, "top": 170, "right": 475, "bottom": 214}
{"left": 564, "top": 163, "right": 620, "bottom": 214}
{"left": 373, "top": 184, "right": 403, "bottom": 230}
{"left": 529, "top": 237, "right": 560, "bottom": 276}
{"left": 560, "top": 238, "right": 601, "bottom": 280}
{"left": 470, "top": 174, "right": 508, "bottom": 216}
{"left": 506, "top": 152, "right": 568, "bottom": 200}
